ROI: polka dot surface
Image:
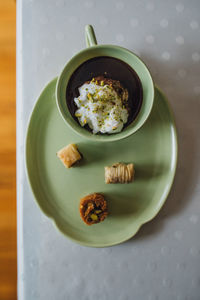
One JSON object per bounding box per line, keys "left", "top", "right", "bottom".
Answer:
{"left": 177, "top": 69, "right": 187, "bottom": 78}
{"left": 148, "top": 295, "right": 158, "bottom": 300}
{"left": 177, "top": 295, "right": 185, "bottom": 300}
{"left": 116, "top": 33, "right": 124, "bottom": 42}
{"left": 176, "top": 262, "right": 186, "bottom": 270}
{"left": 30, "top": 258, "right": 38, "bottom": 268}
{"left": 146, "top": 2, "right": 154, "bottom": 11}
{"left": 68, "top": 16, "right": 78, "bottom": 24}
{"left": 84, "top": 1, "right": 94, "bottom": 8}
{"left": 176, "top": 35, "right": 184, "bottom": 45}
{"left": 190, "top": 247, "right": 199, "bottom": 256}
{"left": 99, "top": 16, "right": 108, "bottom": 26}
{"left": 131, "top": 247, "right": 139, "bottom": 255}
{"left": 56, "top": 32, "right": 64, "bottom": 41}
{"left": 190, "top": 215, "right": 199, "bottom": 223}
{"left": 56, "top": 0, "right": 65, "bottom": 7}
{"left": 42, "top": 48, "right": 50, "bottom": 56}
{"left": 162, "top": 51, "right": 171, "bottom": 60}
{"left": 192, "top": 278, "right": 200, "bottom": 287}
{"left": 160, "top": 19, "right": 169, "bottom": 28}
{"left": 147, "top": 262, "right": 157, "bottom": 271}
{"left": 133, "top": 277, "right": 144, "bottom": 286}
{"left": 116, "top": 2, "right": 124, "bottom": 10}
{"left": 130, "top": 18, "right": 139, "bottom": 28}
{"left": 161, "top": 246, "right": 171, "bottom": 255}
{"left": 192, "top": 52, "right": 200, "bottom": 62}
{"left": 193, "top": 86, "right": 200, "bottom": 95}
{"left": 40, "top": 16, "right": 48, "bottom": 25}
{"left": 190, "top": 20, "right": 199, "bottom": 29}
{"left": 162, "top": 278, "right": 173, "bottom": 287}
{"left": 174, "top": 231, "right": 183, "bottom": 240}
{"left": 176, "top": 3, "right": 184, "bottom": 13}
{"left": 146, "top": 35, "right": 155, "bottom": 44}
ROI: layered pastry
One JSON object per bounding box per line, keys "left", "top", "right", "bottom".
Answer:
{"left": 105, "top": 163, "right": 134, "bottom": 184}
{"left": 57, "top": 143, "right": 82, "bottom": 168}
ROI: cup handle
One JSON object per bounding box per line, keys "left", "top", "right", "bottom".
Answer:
{"left": 85, "top": 25, "right": 97, "bottom": 47}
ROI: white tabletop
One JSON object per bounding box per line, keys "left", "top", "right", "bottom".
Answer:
{"left": 17, "top": 0, "right": 200, "bottom": 299}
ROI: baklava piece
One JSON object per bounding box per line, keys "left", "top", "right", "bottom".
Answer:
{"left": 79, "top": 193, "right": 108, "bottom": 225}
{"left": 105, "top": 163, "right": 134, "bottom": 184}
{"left": 57, "top": 143, "right": 81, "bottom": 168}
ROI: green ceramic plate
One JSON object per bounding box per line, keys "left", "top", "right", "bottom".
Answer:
{"left": 26, "top": 78, "right": 177, "bottom": 247}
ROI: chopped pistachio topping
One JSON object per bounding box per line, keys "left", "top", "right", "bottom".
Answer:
{"left": 75, "top": 113, "right": 82, "bottom": 117}
{"left": 73, "top": 80, "right": 129, "bottom": 134}
{"left": 90, "top": 214, "right": 98, "bottom": 221}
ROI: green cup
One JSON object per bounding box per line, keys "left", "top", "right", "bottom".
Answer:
{"left": 56, "top": 25, "right": 154, "bottom": 142}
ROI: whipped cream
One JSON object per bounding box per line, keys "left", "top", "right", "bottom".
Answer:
{"left": 74, "top": 81, "right": 129, "bottom": 134}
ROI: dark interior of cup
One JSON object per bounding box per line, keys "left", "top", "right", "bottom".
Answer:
{"left": 65, "top": 56, "right": 143, "bottom": 134}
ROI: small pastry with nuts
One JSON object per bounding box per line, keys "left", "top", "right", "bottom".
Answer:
{"left": 57, "top": 143, "right": 82, "bottom": 168}
{"left": 79, "top": 193, "right": 108, "bottom": 225}
{"left": 105, "top": 163, "right": 134, "bottom": 184}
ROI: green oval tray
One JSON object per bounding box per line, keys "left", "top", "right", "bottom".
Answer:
{"left": 26, "top": 78, "right": 177, "bottom": 247}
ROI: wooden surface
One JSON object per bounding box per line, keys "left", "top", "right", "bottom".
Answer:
{"left": 0, "top": 1, "right": 17, "bottom": 300}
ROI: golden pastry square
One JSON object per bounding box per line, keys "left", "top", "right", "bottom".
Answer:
{"left": 57, "top": 143, "right": 81, "bottom": 168}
